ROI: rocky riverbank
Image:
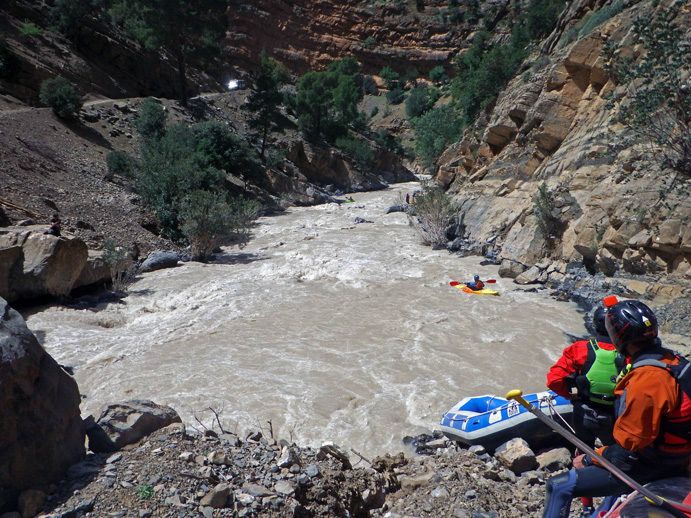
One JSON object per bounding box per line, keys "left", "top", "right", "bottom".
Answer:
{"left": 34, "top": 421, "right": 583, "bottom": 518}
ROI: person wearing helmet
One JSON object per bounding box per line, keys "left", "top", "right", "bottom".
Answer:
{"left": 466, "top": 275, "right": 484, "bottom": 291}
{"left": 546, "top": 307, "right": 625, "bottom": 517}
{"left": 547, "top": 307, "right": 624, "bottom": 447}
{"left": 542, "top": 300, "right": 691, "bottom": 518}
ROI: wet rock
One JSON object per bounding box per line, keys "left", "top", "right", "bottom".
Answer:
{"left": 0, "top": 298, "right": 85, "bottom": 513}
{"left": 140, "top": 251, "right": 180, "bottom": 272}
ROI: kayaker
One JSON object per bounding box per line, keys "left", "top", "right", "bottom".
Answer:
{"left": 542, "top": 300, "right": 691, "bottom": 518}
{"left": 466, "top": 275, "right": 484, "bottom": 291}
{"left": 546, "top": 306, "right": 625, "bottom": 517}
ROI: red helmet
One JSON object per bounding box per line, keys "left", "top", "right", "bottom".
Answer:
{"left": 605, "top": 300, "right": 658, "bottom": 353}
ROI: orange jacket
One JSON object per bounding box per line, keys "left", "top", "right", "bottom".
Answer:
{"left": 609, "top": 351, "right": 688, "bottom": 454}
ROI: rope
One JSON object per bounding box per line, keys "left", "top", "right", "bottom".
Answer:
{"left": 542, "top": 394, "right": 577, "bottom": 435}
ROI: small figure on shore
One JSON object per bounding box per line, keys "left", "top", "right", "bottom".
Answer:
{"left": 466, "top": 275, "right": 484, "bottom": 290}
{"left": 44, "top": 213, "right": 61, "bottom": 237}
{"left": 406, "top": 193, "right": 410, "bottom": 204}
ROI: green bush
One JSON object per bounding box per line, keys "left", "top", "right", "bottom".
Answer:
{"left": 386, "top": 88, "right": 406, "bottom": 105}
{"left": 180, "top": 190, "right": 260, "bottom": 261}
{"left": 603, "top": 5, "right": 691, "bottom": 173}
{"left": 39, "top": 77, "right": 83, "bottom": 121}
{"left": 411, "top": 105, "right": 462, "bottom": 167}
{"left": 103, "top": 240, "right": 137, "bottom": 293}
{"left": 131, "top": 120, "right": 261, "bottom": 240}
{"left": 579, "top": 1, "right": 623, "bottom": 37}
{"left": 20, "top": 21, "right": 43, "bottom": 36}
{"left": 335, "top": 136, "right": 374, "bottom": 166}
{"left": 379, "top": 66, "right": 399, "bottom": 89}
{"left": 407, "top": 185, "right": 459, "bottom": 246}
{"left": 405, "top": 84, "right": 440, "bottom": 118}
{"left": 106, "top": 150, "right": 136, "bottom": 177}
{"left": 135, "top": 97, "right": 167, "bottom": 141}
{"left": 429, "top": 66, "right": 448, "bottom": 84}
{"left": 533, "top": 183, "right": 562, "bottom": 239}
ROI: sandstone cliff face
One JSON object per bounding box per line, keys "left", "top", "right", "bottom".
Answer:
{"left": 436, "top": 0, "right": 691, "bottom": 281}
{"left": 224, "top": 0, "right": 489, "bottom": 77}
{"left": 0, "top": 297, "right": 85, "bottom": 513}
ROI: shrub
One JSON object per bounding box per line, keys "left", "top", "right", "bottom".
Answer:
{"left": 335, "top": 136, "right": 374, "bottom": 166}
{"left": 103, "top": 240, "right": 137, "bottom": 293}
{"left": 533, "top": 183, "right": 562, "bottom": 239}
{"left": 134, "top": 97, "right": 167, "bottom": 141}
{"left": 405, "top": 84, "right": 440, "bottom": 118}
{"left": 578, "top": 1, "right": 623, "bottom": 37}
{"left": 106, "top": 150, "right": 136, "bottom": 177}
{"left": 379, "top": 66, "right": 399, "bottom": 89}
{"left": 179, "top": 190, "right": 260, "bottom": 261}
{"left": 411, "top": 105, "right": 462, "bottom": 167}
{"left": 386, "top": 88, "right": 406, "bottom": 105}
{"left": 20, "top": 21, "right": 43, "bottom": 36}
{"left": 407, "top": 185, "right": 460, "bottom": 246}
{"left": 602, "top": 4, "right": 691, "bottom": 174}
{"left": 429, "top": 66, "right": 448, "bottom": 84}
{"left": 39, "top": 77, "right": 83, "bottom": 121}
{"left": 363, "top": 37, "right": 377, "bottom": 49}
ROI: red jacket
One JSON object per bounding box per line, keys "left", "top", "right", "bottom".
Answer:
{"left": 546, "top": 336, "right": 619, "bottom": 399}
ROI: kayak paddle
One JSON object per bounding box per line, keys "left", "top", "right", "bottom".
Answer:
{"left": 506, "top": 389, "right": 691, "bottom": 518}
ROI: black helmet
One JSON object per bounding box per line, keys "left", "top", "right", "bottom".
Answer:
{"left": 474, "top": 275, "right": 480, "bottom": 281}
{"left": 605, "top": 300, "right": 658, "bottom": 354}
{"left": 593, "top": 307, "right": 608, "bottom": 336}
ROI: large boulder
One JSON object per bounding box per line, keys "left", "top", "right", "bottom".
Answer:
{"left": 0, "top": 297, "right": 85, "bottom": 513}
{"left": 0, "top": 227, "right": 88, "bottom": 302}
{"left": 86, "top": 400, "right": 182, "bottom": 452}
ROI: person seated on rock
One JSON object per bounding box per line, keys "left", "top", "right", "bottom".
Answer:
{"left": 542, "top": 300, "right": 691, "bottom": 518}
{"left": 44, "top": 213, "right": 61, "bottom": 237}
{"left": 466, "top": 275, "right": 484, "bottom": 290}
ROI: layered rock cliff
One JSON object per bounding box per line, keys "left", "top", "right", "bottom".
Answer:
{"left": 435, "top": 0, "right": 691, "bottom": 288}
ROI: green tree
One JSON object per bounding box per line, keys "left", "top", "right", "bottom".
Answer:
{"left": 406, "top": 84, "right": 440, "bottom": 118}
{"left": 134, "top": 97, "right": 167, "bottom": 142}
{"left": 411, "top": 105, "right": 462, "bottom": 167}
{"left": 379, "top": 66, "right": 400, "bottom": 89}
{"left": 51, "top": 0, "right": 105, "bottom": 44}
{"left": 39, "top": 77, "right": 83, "bottom": 121}
{"left": 295, "top": 70, "right": 336, "bottom": 138}
{"left": 179, "top": 190, "right": 260, "bottom": 261}
{"left": 429, "top": 66, "right": 449, "bottom": 84}
{"left": 603, "top": 4, "right": 691, "bottom": 174}
{"left": 108, "top": 0, "right": 228, "bottom": 105}
{"left": 246, "top": 52, "right": 289, "bottom": 160}
{"left": 295, "top": 57, "right": 364, "bottom": 140}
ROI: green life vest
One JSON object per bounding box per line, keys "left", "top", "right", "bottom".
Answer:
{"left": 583, "top": 339, "right": 623, "bottom": 405}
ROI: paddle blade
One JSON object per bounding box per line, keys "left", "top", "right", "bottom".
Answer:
{"left": 449, "top": 281, "right": 461, "bottom": 286}
{"left": 485, "top": 279, "right": 497, "bottom": 283}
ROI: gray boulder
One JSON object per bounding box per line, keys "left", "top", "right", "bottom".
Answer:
{"left": 87, "top": 400, "right": 182, "bottom": 452}
{"left": 0, "top": 227, "right": 88, "bottom": 302}
{"left": 0, "top": 297, "right": 85, "bottom": 513}
{"left": 140, "top": 251, "right": 180, "bottom": 272}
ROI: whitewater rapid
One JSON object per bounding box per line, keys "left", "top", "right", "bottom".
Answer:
{"left": 25, "top": 181, "right": 586, "bottom": 459}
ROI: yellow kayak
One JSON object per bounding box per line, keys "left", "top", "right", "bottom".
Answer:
{"left": 458, "top": 285, "right": 499, "bottom": 296}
